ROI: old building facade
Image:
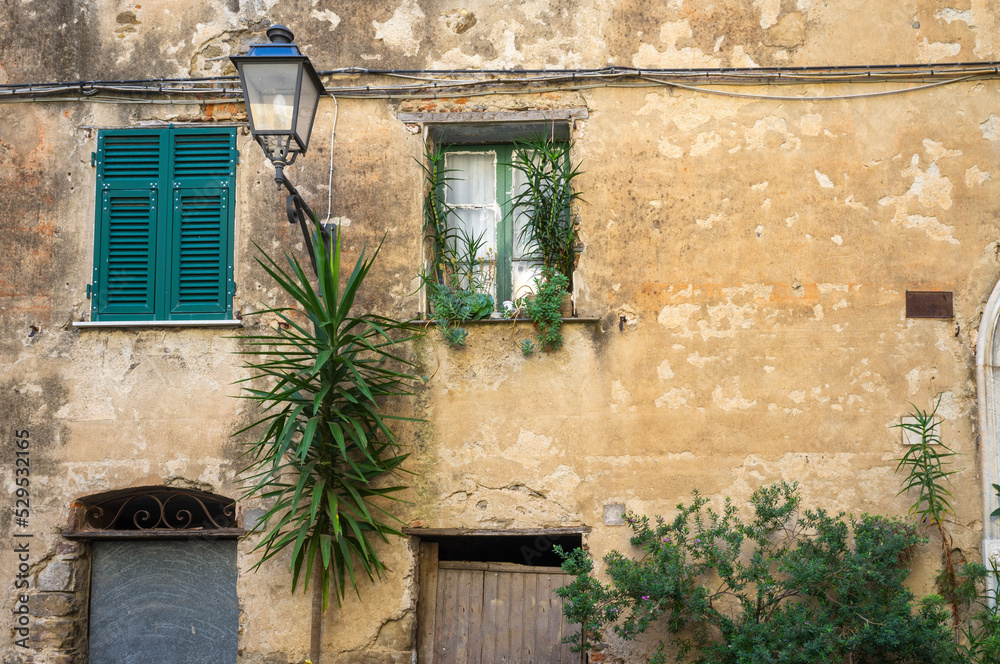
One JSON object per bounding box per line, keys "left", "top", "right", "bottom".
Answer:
{"left": 4, "top": 1, "right": 1000, "bottom": 662}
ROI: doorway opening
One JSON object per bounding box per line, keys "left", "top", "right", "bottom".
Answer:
{"left": 409, "top": 528, "right": 586, "bottom": 664}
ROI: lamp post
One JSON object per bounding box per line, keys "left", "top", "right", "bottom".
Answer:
{"left": 231, "top": 24, "right": 331, "bottom": 275}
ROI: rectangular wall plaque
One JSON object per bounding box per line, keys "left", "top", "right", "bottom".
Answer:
{"left": 906, "top": 291, "right": 954, "bottom": 318}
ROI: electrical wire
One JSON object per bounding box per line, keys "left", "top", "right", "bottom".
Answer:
{"left": 2, "top": 62, "right": 999, "bottom": 104}
{"left": 640, "top": 74, "right": 980, "bottom": 102}
{"left": 322, "top": 94, "right": 339, "bottom": 227}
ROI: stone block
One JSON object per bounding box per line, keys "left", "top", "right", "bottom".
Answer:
{"left": 28, "top": 617, "right": 75, "bottom": 649}
{"left": 29, "top": 592, "right": 76, "bottom": 617}
{"left": 375, "top": 615, "right": 414, "bottom": 650}
{"left": 603, "top": 503, "right": 626, "bottom": 525}
{"left": 37, "top": 561, "right": 73, "bottom": 591}
{"left": 56, "top": 541, "right": 79, "bottom": 555}
{"left": 243, "top": 508, "right": 267, "bottom": 532}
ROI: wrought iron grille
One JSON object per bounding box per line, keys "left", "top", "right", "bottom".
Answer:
{"left": 79, "top": 487, "right": 237, "bottom": 532}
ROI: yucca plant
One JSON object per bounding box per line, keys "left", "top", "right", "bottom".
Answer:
{"left": 511, "top": 136, "right": 583, "bottom": 288}
{"left": 895, "top": 398, "right": 962, "bottom": 629}
{"left": 234, "top": 229, "right": 421, "bottom": 663}
{"left": 419, "top": 145, "right": 458, "bottom": 285}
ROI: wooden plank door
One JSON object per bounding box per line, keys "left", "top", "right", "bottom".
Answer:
{"left": 431, "top": 560, "right": 578, "bottom": 664}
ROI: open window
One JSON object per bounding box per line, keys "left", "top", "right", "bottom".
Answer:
{"left": 410, "top": 112, "right": 584, "bottom": 317}
{"left": 441, "top": 144, "right": 542, "bottom": 306}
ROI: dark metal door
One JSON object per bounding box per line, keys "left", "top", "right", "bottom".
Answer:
{"left": 89, "top": 539, "right": 238, "bottom": 664}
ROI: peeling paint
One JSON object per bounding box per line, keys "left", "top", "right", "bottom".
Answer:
{"left": 916, "top": 38, "right": 961, "bottom": 63}
{"left": 753, "top": 0, "right": 781, "bottom": 29}
{"left": 657, "top": 137, "right": 683, "bottom": 158}
{"left": 712, "top": 381, "right": 756, "bottom": 411}
{"left": 655, "top": 386, "right": 694, "bottom": 409}
{"left": 966, "top": 165, "right": 991, "bottom": 187}
{"left": 745, "top": 116, "right": 801, "bottom": 151}
{"left": 902, "top": 154, "right": 954, "bottom": 210}
{"left": 632, "top": 21, "right": 722, "bottom": 68}
{"left": 636, "top": 91, "right": 744, "bottom": 132}
{"left": 690, "top": 131, "right": 722, "bottom": 156}
{"left": 730, "top": 45, "right": 759, "bottom": 68}
{"left": 373, "top": 0, "right": 425, "bottom": 56}
{"left": 814, "top": 170, "right": 834, "bottom": 188}
{"left": 981, "top": 114, "right": 1000, "bottom": 142}
{"left": 937, "top": 8, "right": 974, "bottom": 25}
{"left": 311, "top": 9, "right": 341, "bottom": 31}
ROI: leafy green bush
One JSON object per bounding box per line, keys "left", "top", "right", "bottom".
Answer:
{"left": 557, "top": 482, "right": 961, "bottom": 664}
{"left": 524, "top": 267, "right": 568, "bottom": 351}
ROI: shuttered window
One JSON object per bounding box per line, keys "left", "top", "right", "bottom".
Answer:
{"left": 91, "top": 127, "right": 237, "bottom": 321}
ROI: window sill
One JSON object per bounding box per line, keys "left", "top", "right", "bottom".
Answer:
{"left": 72, "top": 319, "right": 243, "bottom": 329}
{"left": 413, "top": 317, "right": 601, "bottom": 325}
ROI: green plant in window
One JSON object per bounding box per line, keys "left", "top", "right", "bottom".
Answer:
{"left": 419, "top": 145, "right": 459, "bottom": 285}
{"left": 234, "top": 229, "right": 421, "bottom": 663}
{"left": 426, "top": 281, "right": 494, "bottom": 347}
{"left": 511, "top": 136, "right": 583, "bottom": 287}
{"left": 524, "top": 267, "right": 569, "bottom": 351}
{"left": 419, "top": 146, "right": 497, "bottom": 345}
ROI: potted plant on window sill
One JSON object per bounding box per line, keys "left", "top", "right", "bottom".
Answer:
{"left": 524, "top": 267, "right": 570, "bottom": 351}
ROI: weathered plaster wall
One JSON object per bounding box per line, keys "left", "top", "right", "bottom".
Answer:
{"left": 3, "top": 1, "right": 1000, "bottom": 663}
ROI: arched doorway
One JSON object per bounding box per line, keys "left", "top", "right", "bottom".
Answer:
{"left": 975, "top": 283, "right": 1000, "bottom": 567}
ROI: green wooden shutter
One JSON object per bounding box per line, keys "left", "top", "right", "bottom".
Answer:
{"left": 92, "top": 130, "right": 167, "bottom": 321}
{"left": 92, "top": 127, "right": 235, "bottom": 321}
{"left": 169, "top": 185, "right": 231, "bottom": 316}
{"left": 166, "top": 129, "right": 236, "bottom": 319}
{"left": 97, "top": 189, "right": 159, "bottom": 316}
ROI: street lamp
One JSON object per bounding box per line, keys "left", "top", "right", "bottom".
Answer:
{"left": 231, "top": 24, "right": 331, "bottom": 274}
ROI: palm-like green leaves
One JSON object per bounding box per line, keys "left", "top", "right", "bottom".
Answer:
{"left": 235, "top": 230, "right": 421, "bottom": 609}
{"left": 510, "top": 137, "right": 583, "bottom": 286}
{"left": 895, "top": 397, "right": 964, "bottom": 630}
{"left": 895, "top": 399, "right": 956, "bottom": 528}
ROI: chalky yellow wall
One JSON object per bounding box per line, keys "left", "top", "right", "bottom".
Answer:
{"left": 1, "top": 1, "right": 999, "bottom": 662}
